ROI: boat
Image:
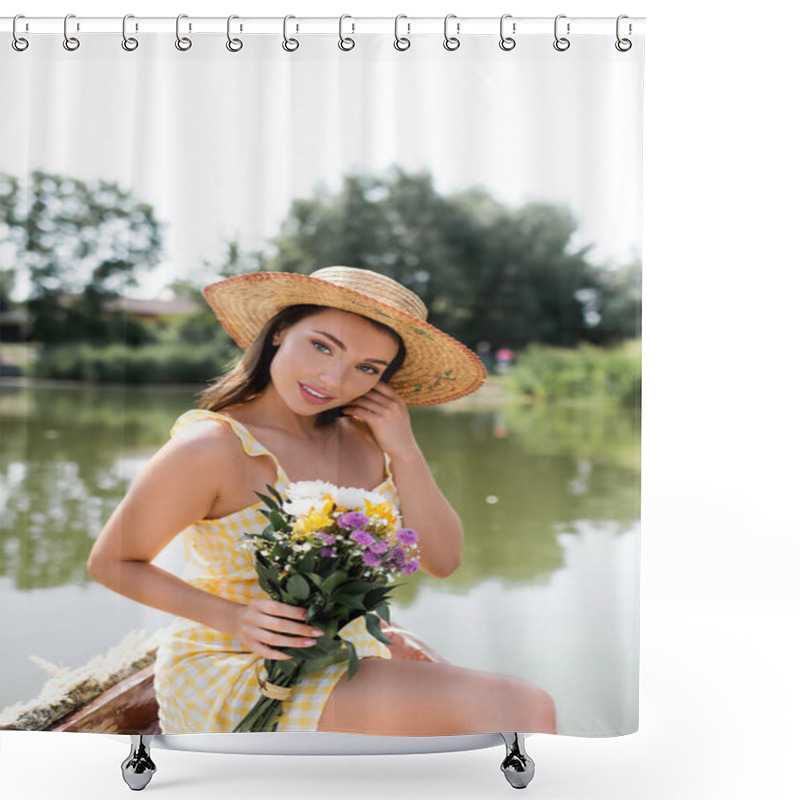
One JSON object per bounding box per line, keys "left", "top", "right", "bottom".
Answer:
{"left": 46, "top": 622, "right": 446, "bottom": 734}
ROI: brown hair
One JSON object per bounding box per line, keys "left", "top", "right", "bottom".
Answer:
{"left": 196, "top": 304, "right": 406, "bottom": 426}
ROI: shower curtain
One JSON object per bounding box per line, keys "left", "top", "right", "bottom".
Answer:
{"left": 0, "top": 15, "right": 643, "bottom": 740}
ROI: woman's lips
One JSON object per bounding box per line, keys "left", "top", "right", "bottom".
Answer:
{"left": 298, "top": 382, "right": 334, "bottom": 405}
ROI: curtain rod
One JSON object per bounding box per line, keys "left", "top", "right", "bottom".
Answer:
{"left": 1, "top": 15, "right": 646, "bottom": 37}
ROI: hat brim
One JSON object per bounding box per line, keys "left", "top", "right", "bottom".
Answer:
{"left": 202, "top": 272, "right": 487, "bottom": 406}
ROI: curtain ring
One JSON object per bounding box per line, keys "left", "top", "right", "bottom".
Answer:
{"left": 443, "top": 13, "right": 460, "bottom": 51}
{"left": 338, "top": 14, "right": 355, "bottom": 51}
{"left": 283, "top": 15, "right": 299, "bottom": 51}
{"left": 12, "top": 14, "right": 29, "bottom": 52}
{"left": 227, "top": 15, "right": 243, "bottom": 52}
{"left": 615, "top": 15, "right": 632, "bottom": 52}
{"left": 553, "top": 14, "right": 570, "bottom": 52}
{"left": 122, "top": 14, "right": 139, "bottom": 51}
{"left": 499, "top": 13, "right": 516, "bottom": 51}
{"left": 394, "top": 14, "right": 410, "bottom": 51}
{"left": 63, "top": 13, "right": 80, "bottom": 51}
{"left": 175, "top": 14, "right": 192, "bottom": 51}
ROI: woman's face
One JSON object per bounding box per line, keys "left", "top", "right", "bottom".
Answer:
{"left": 269, "top": 308, "right": 400, "bottom": 415}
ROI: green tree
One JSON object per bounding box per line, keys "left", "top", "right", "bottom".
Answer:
{"left": 0, "top": 267, "right": 16, "bottom": 311}
{"left": 1, "top": 170, "right": 163, "bottom": 344}
{"left": 259, "top": 165, "right": 628, "bottom": 348}
{"left": 582, "top": 259, "right": 642, "bottom": 343}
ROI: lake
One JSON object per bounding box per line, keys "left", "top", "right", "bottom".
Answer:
{"left": 0, "top": 381, "right": 640, "bottom": 736}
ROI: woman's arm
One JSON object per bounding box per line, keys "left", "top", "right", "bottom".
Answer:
{"left": 386, "top": 446, "right": 463, "bottom": 579}
{"left": 342, "top": 383, "right": 462, "bottom": 578}
{"left": 86, "top": 423, "right": 249, "bottom": 638}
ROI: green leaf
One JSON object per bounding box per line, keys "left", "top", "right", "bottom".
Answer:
{"left": 343, "top": 639, "right": 359, "bottom": 680}
{"left": 335, "top": 594, "right": 365, "bottom": 611}
{"left": 298, "top": 550, "right": 316, "bottom": 573}
{"left": 306, "top": 573, "right": 325, "bottom": 590}
{"left": 274, "top": 659, "right": 300, "bottom": 681}
{"left": 309, "top": 634, "right": 340, "bottom": 654}
{"left": 254, "top": 559, "right": 281, "bottom": 583}
{"left": 339, "top": 580, "right": 375, "bottom": 595}
{"left": 363, "top": 587, "right": 392, "bottom": 607}
{"left": 286, "top": 573, "right": 310, "bottom": 601}
{"left": 297, "top": 647, "right": 349, "bottom": 680}
{"left": 269, "top": 509, "right": 290, "bottom": 532}
{"left": 322, "top": 570, "right": 349, "bottom": 593}
{"left": 254, "top": 491, "right": 279, "bottom": 511}
{"left": 372, "top": 601, "right": 391, "bottom": 623}
{"left": 364, "top": 612, "right": 394, "bottom": 646}
{"left": 272, "top": 543, "right": 290, "bottom": 560}
{"left": 267, "top": 484, "right": 284, "bottom": 503}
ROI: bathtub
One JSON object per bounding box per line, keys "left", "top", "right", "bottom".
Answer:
{"left": 110, "top": 731, "right": 536, "bottom": 790}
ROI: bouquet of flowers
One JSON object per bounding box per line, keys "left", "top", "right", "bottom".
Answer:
{"left": 232, "top": 480, "right": 421, "bottom": 732}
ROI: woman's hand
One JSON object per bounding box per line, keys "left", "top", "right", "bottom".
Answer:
{"left": 233, "top": 598, "right": 324, "bottom": 660}
{"left": 341, "top": 381, "right": 420, "bottom": 459}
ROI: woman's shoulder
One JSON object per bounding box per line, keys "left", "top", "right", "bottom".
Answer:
{"left": 167, "top": 410, "right": 245, "bottom": 461}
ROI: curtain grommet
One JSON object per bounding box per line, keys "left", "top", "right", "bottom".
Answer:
{"left": 553, "top": 14, "right": 570, "bottom": 52}
{"left": 283, "top": 15, "right": 299, "bottom": 52}
{"left": 499, "top": 14, "right": 516, "bottom": 51}
{"left": 63, "top": 13, "right": 80, "bottom": 51}
{"left": 175, "top": 14, "right": 192, "bottom": 51}
{"left": 443, "top": 13, "right": 460, "bottom": 51}
{"left": 394, "top": 14, "right": 411, "bottom": 51}
{"left": 226, "top": 15, "right": 243, "bottom": 52}
{"left": 12, "top": 14, "right": 29, "bottom": 51}
{"left": 615, "top": 15, "right": 633, "bottom": 52}
{"left": 338, "top": 14, "right": 355, "bottom": 51}
{"left": 121, "top": 14, "right": 139, "bottom": 52}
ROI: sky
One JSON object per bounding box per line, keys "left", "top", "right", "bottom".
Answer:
{"left": 1, "top": 16, "right": 643, "bottom": 301}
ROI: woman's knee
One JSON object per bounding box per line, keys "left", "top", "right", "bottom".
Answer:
{"left": 462, "top": 674, "right": 558, "bottom": 734}
{"left": 504, "top": 678, "right": 558, "bottom": 733}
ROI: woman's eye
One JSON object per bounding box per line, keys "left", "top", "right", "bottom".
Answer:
{"left": 312, "top": 340, "right": 331, "bottom": 354}
{"left": 359, "top": 364, "right": 379, "bottom": 375}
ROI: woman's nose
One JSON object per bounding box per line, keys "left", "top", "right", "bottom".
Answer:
{"left": 315, "top": 361, "right": 346, "bottom": 390}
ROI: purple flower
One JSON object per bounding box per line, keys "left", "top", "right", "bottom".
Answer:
{"left": 368, "top": 539, "right": 390, "bottom": 554}
{"left": 396, "top": 528, "right": 418, "bottom": 545}
{"left": 338, "top": 511, "right": 369, "bottom": 530}
{"left": 401, "top": 559, "right": 420, "bottom": 574}
{"left": 320, "top": 547, "right": 337, "bottom": 557}
{"left": 350, "top": 529, "right": 375, "bottom": 547}
{"left": 386, "top": 546, "right": 407, "bottom": 567}
{"left": 316, "top": 532, "right": 336, "bottom": 545}
{"left": 362, "top": 550, "right": 382, "bottom": 566}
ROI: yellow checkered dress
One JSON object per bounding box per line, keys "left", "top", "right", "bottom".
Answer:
{"left": 153, "top": 408, "right": 396, "bottom": 733}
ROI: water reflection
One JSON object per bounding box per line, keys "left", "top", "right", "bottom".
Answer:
{"left": 1, "top": 384, "right": 639, "bottom": 597}
{"left": 0, "top": 383, "right": 640, "bottom": 731}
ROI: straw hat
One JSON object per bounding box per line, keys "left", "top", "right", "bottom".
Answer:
{"left": 202, "top": 266, "right": 487, "bottom": 406}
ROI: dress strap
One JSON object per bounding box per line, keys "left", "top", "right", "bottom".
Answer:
{"left": 382, "top": 451, "right": 393, "bottom": 482}
{"left": 170, "top": 409, "right": 290, "bottom": 482}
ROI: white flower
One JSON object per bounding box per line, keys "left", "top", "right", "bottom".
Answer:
{"left": 283, "top": 479, "right": 398, "bottom": 518}
{"left": 288, "top": 480, "right": 338, "bottom": 501}
{"left": 333, "top": 485, "right": 370, "bottom": 510}
{"left": 283, "top": 480, "right": 337, "bottom": 517}
{"left": 332, "top": 485, "right": 399, "bottom": 515}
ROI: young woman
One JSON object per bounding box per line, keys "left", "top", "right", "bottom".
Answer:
{"left": 87, "top": 266, "right": 557, "bottom": 736}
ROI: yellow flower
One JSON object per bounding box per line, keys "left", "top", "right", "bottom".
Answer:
{"left": 364, "top": 497, "right": 398, "bottom": 531}
{"left": 292, "top": 493, "right": 335, "bottom": 538}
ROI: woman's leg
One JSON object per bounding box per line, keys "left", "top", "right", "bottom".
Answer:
{"left": 316, "top": 658, "right": 557, "bottom": 736}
